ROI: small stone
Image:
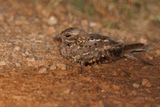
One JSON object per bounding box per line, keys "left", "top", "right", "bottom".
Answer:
{"left": 142, "top": 79, "right": 152, "bottom": 87}
{"left": 24, "top": 51, "right": 30, "bottom": 56}
{"left": 38, "top": 67, "right": 47, "bottom": 74}
{"left": 50, "top": 64, "right": 57, "bottom": 70}
{"left": 112, "top": 84, "right": 120, "bottom": 90}
{"left": 47, "top": 27, "right": 56, "bottom": 35}
{"left": 101, "top": 90, "right": 105, "bottom": 93}
{"left": 156, "top": 50, "right": 160, "bottom": 56}
{"left": 147, "top": 55, "right": 153, "bottom": 60}
{"left": 139, "top": 37, "right": 148, "bottom": 44}
{"left": 112, "top": 71, "right": 118, "bottom": 76}
{"left": 15, "top": 63, "right": 21, "bottom": 67}
{"left": 130, "top": 90, "right": 137, "bottom": 96}
{"left": 15, "top": 17, "right": 28, "bottom": 25}
{"left": 27, "top": 59, "right": 47, "bottom": 68}
{"left": 56, "top": 63, "right": 67, "bottom": 70}
{"left": 0, "top": 61, "right": 6, "bottom": 66}
{"left": 133, "top": 83, "right": 140, "bottom": 88}
{"left": 47, "top": 16, "right": 58, "bottom": 25}
{"left": 63, "top": 89, "right": 70, "bottom": 94}
{"left": 26, "top": 58, "right": 36, "bottom": 66}
{"left": 7, "top": 15, "right": 14, "bottom": 23}
{"left": 90, "top": 101, "right": 104, "bottom": 107}
{"left": 14, "top": 46, "right": 20, "bottom": 51}
{"left": 81, "top": 20, "right": 88, "bottom": 26}
{"left": 81, "top": 20, "right": 89, "bottom": 30}
{"left": 0, "top": 14, "right": 4, "bottom": 21}
{"left": 89, "top": 22, "right": 97, "bottom": 27}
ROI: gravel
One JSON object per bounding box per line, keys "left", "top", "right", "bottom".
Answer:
{"left": 14, "top": 46, "right": 21, "bottom": 51}
{"left": 142, "top": 79, "right": 152, "bottom": 88}
{"left": 133, "top": 83, "right": 140, "bottom": 88}
{"left": 47, "top": 16, "right": 58, "bottom": 26}
{"left": 56, "top": 63, "right": 67, "bottom": 70}
{"left": 38, "top": 67, "right": 47, "bottom": 74}
{"left": 49, "top": 64, "right": 57, "bottom": 70}
{"left": 0, "top": 61, "right": 6, "bottom": 66}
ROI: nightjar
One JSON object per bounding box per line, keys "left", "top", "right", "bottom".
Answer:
{"left": 55, "top": 27, "right": 148, "bottom": 68}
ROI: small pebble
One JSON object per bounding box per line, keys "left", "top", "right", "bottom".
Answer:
{"left": 38, "top": 67, "right": 47, "bottom": 74}
{"left": 26, "top": 58, "right": 36, "bottom": 67}
{"left": 130, "top": 90, "right": 137, "bottom": 96}
{"left": 63, "top": 89, "right": 70, "bottom": 94}
{"left": 142, "top": 79, "right": 152, "bottom": 87}
{"left": 15, "top": 63, "right": 21, "bottom": 67}
{"left": 0, "top": 61, "right": 6, "bottom": 66}
{"left": 24, "top": 51, "right": 30, "bottom": 56}
{"left": 81, "top": 20, "right": 88, "bottom": 26}
{"left": 50, "top": 64, "right": 57, "bottom": 70}
{"left": 14, "top": 46, "right": 20, "bottom": 51}
{"left": 156, "top": 50, "right": 160, "bottom": 56}
{"left": 47, "top": 27, "right": 56, "bottom": 35}
{"left": 112, "top": 84, "right": 120, "bottom": 90}
{"left": 0, "top": 14, "right": 4, "bottom": 21}
{"left": 89, "top": 22, "right": 97, "bottom": 27}
{"left": 47, "top": 16, "right": 58, "bottom": 25}
{"left": 112, "top": 71, "right": 118, "bottom": 76}
{"left": 90, "top": 101, "right": 104, "bottom": 107}
{"left": 15, "top": 17, "right": 28, "bottom": 25}
{"left": 27, "top": 59, "right": 48, "bottom": 68}
{"left": 56, "top": 63, "right": 67, "bottom": 70}
{"left": 81, "top": 20, "right": 89, "bottom": 30}
{"left": 133, "top": 83, "right": 140, "bottom": 88}
{"left": 147, "top": 55, "right": 153, "bottom": 60}
{"left": 139, "top": 37, "right": 148, "bottom": 44}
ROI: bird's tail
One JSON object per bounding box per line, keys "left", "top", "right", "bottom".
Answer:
{"left": 108, "top": 43, "right": 146, "bottom": 58}
{"left": 123, "top": 43, "right": 153, "bottom": 65}
{"left": 123, "top": 43, "right": 147, "bottom": 53}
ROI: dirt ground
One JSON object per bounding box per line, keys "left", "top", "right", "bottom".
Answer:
{"left": 0, "top": 0, "right": 160, "bottom": 107}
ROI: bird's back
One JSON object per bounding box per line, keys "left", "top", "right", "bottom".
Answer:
{"left": 64, "top": 33, "right": 122, "bottom": 65}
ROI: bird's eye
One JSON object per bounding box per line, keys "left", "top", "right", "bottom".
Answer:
{"left": 65, "top": 34, "right": 71, "bottom": 37}
{"left": 94, "top": 43, "right": 97, "bottom": 46}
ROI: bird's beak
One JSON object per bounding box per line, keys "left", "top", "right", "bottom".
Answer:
{"left": 53, "top": 34, "right": 62, "bottom": 42}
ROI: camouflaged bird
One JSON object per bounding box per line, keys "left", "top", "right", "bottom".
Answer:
{"left": 55, "top": 27, "right": 147, "bottom": 68}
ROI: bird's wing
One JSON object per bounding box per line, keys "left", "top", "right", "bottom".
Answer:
{"left": 88, "top": 33, "right": 119, "bottom": 45}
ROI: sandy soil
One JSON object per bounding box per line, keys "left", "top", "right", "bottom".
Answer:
{"left": 0, "top": 0, "right": 160, "bottom": 107}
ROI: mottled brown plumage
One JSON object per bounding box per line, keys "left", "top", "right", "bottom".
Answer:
{"left": 55, "top": 27, "right": 147, "bottom": 67}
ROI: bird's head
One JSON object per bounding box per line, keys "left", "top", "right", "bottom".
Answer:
{"left": 54, "top": 27, "right": 85, "bottom": 43}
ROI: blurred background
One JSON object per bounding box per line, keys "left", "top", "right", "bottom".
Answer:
{"left": 31, "top": 0, "right": 160, "bottom": 42}
{"left": 2, "top": 0, "right": 160, "bottom": 42}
